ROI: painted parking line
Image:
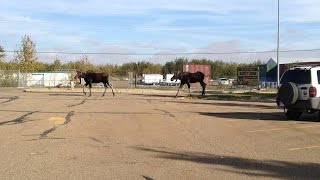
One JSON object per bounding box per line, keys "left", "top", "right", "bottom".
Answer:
{"left": 248, "top": 124, "right": 320, "bottom": 133}
{"left": 288, "top": 145, "right": 320, "bottom": 151}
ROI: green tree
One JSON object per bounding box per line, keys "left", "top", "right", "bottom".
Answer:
{"left": 162, "top": 61, "right": 175, "bottom": 74}
{"left": 250, "top": 59, "right": 265, "bottom": 66}
{"left": 174, "top": 58, "right": 189, "bottom": 71}
{"left": 35, "top": 61, "right": 51, "bottom": 72}
{"left": 49, "top": 57, "right": 62, "bottom": 70}
{"left": 135, "top": 61, "right": 152, "bottom": 75}
{"left": 118, "top": 62, "right": 136, "bottom": 76}
{"left": 15, "top": 35, "right": 38, "bottom": 72}
{"left": 161, "top": 58, "right": 189, "bottom": 74}
{"left": 4, "top": 60, "right": 19, "bottom": 70}
{"left": 143, "top": 63, "right": 162, "bottom": 74}
{"left": 96, "top": 64, "right": 117, "bottom": 75}
{"left": 72, "top": 55, "right": 95, "bottom": 72}
{"left": 0, "top": 45, "right": 5, "bottom": 61}
{"left": 189, "top": 58, "right": 212, "bottom": 65}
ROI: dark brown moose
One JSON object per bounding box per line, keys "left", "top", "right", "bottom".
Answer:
{"left": 171, "top": 71, "right": 207, "bottom": 98}
{"left": 74, "top": 70, "right": 115, "bottom": 97}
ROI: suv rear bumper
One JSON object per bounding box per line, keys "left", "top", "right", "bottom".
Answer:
{"left": 277, "top": 97, "right": 320, "bottom": 110}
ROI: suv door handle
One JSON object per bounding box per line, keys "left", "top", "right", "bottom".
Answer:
{"left": 300, "top": 87, "right": 307, "bottom": 90}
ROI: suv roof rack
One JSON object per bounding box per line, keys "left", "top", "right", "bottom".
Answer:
{"left": 311, "top": 64, "right": 320, "bottom": 68}
{"left": 291, "top": 63, "right": 320, "bottom": 68}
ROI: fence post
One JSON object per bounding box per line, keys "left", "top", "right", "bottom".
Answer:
{"left": 128, "top": 72, "right": 133, "bottom": 89}
{"left": 18, "top": 69, "right": 21, "bottom": 87}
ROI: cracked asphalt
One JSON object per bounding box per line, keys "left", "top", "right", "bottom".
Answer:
{"left": 0, "top": 88, "right": 319, "bottom": 180}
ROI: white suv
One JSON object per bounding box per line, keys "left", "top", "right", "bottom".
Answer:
{"left": 276, "top": 65, "right": 320, "bottom": 120}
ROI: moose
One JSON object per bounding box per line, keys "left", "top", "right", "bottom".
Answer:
{"left": 171, "top": 71, "right": 207, "bottom": 98}
{"left": 74, "top": 70, "right": 115, "bottom": 97}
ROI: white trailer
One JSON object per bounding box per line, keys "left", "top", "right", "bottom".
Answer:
{"left": 141, "top": 74, "right": 163, "bottom": 85}
{"left": 162, "top": 74, "right": 181, "bottom": 86}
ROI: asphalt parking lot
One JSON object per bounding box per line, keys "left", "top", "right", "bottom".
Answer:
{"left": 0, "top": 88, "right": 319, "bottom": 180}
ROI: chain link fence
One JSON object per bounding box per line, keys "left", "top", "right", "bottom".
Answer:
{"left": 0, "top": 70, "right": 134, "bottom": 89}
{"left": 0, "top": 70, "right": 277, "bottom": 90}
{"left": 0, "top": 70, "right": 75, "bottom": 88}
{"left": 0, "top": 70, "right": 20, "bottom": 87}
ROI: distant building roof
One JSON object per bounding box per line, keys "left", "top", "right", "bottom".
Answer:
{"left": 266, "top": 58, "right": 277, "bottom": 71}
{"left": 271, "top": 57, "right": 319, "bottom": 64}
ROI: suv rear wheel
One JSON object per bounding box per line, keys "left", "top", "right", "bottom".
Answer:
{"left": 284, "top": 109, "right": 302, "bottom": 120}
{"left": 278, "top": 82, "right": 299, "bottom": 106}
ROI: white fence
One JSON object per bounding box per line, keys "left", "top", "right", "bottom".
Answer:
{"left": 25, "top": 72, "right": 72, "bottom": 87}
{"left": 0, "top": 70, "right": 75, "bottom": 87}
{"left": 260, "top": 81, "right": 278, "bottom": 89}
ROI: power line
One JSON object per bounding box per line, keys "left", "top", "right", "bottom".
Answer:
{"left": 3, "top": 48, "right": 320, "bottom": 55}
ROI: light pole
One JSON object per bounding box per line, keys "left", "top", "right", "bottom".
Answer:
{"left": 277, "top": 0, "right": 280, "bottom": 86}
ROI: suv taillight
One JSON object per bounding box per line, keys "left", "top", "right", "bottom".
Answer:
{"left": 309, "top": 86, "right": 317, "bottom": 97}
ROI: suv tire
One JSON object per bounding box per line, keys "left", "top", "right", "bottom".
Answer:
{"left": 278, "top": 82, "right": 299, "bottom": 106}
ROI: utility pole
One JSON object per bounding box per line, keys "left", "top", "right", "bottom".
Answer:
{"left": 277, "top": 0, "right": 280, "bottom": 86}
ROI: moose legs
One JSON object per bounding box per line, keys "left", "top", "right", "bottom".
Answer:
{"left": 174, "top": 82, "right": 206, "bottom": 98}
{"left": 83, "top": 80, "right": 92, "bottom": 97}
{"left": 200, "top": 81, "right": 207, "bottom": 96}
{"left": 82, "top": 84, "right": 92, "bottom": 96}
{"left": 175, "top": 83, "right": 183, "bottom": 98}
{"left": 82, "top": 84, "right": 86, "bottom": 95}
{"left": 187, "top": 83, "right": 191, "bottom": 96}
{"left": 175, "top": 83, "right": 191, "bottom": 98}
{"left": 83, "top": 81, "right": 115, "bottom": 97}
{"left": 102, "top": 81, "right": 115, "bottom": 97}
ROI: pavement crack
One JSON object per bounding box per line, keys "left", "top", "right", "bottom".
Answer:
{"left": 0, "top": 96, "right": 19, "bottom": 105}
{"left": 39, "top": 111, "right": 75, "bottom": 139}
{"left": 0, "top": 111, "right": 39, "bottom": 126}
{"left": 154, "top": 108, "right": 175, "bottom": 117}
{"left": 68, "top": 98, "right": 87, "bottom": 107}
{"left": 40, "top": 127, "right": 57, "bottom": 139}
{"left": 63, "top": 111, "right": 75, "bottom": 125}
{"left": 88, "top": 137, "right": 104, "bottom": 144}
{"left": 142, "top": 175, "right": 153, "bottom": 180}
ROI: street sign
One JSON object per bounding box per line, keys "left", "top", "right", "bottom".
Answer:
{"left": 237, "top": 66, "right": 259, "bottom": 86}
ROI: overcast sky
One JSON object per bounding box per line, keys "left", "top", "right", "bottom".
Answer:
{"left": 0, "top": 0, "right": 320, "bottom": 64}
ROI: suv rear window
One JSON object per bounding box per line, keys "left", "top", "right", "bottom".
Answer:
{"left": 280, "top": 69, "right": 311, "bottom": 84}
